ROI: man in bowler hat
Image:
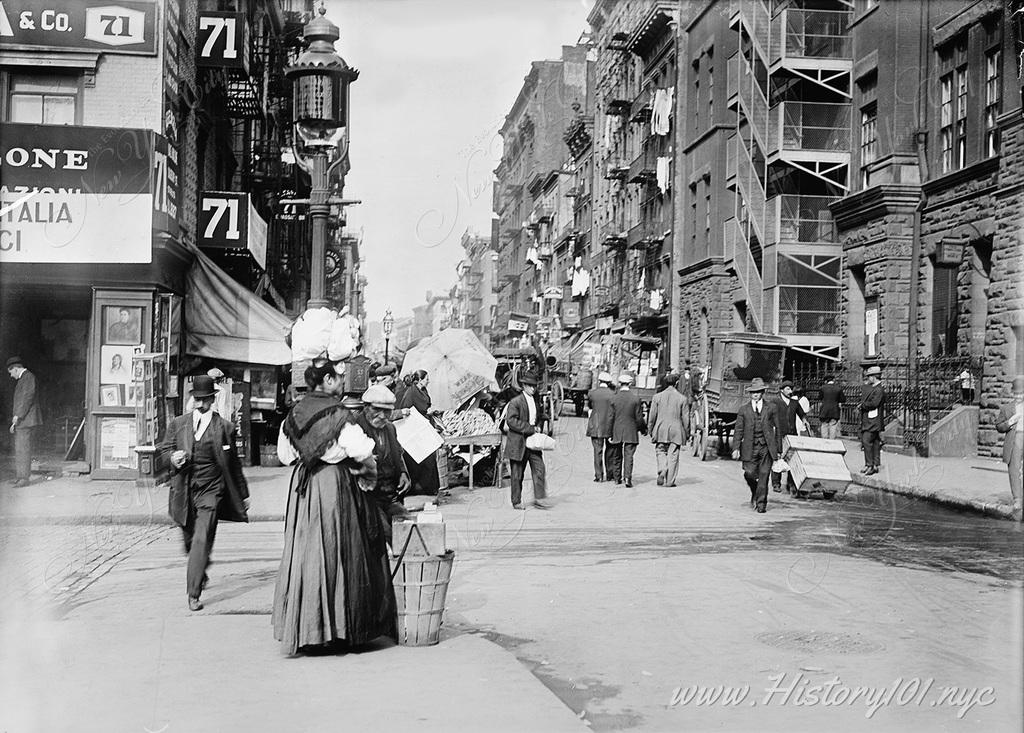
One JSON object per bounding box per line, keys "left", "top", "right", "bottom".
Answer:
{"left": 732, "top": 378, "right": 782, "bottom": 513}
{"left": 503, "top": 370, "right": 549, "bottom": 509}
{"left": 158, "top": 375, "right": 250, "bottom": 611}
{"left": 860, "top": 365, "right": 885, "bottom": 475}
{"left": 6, "top": 356, "right": 41, "bottom": 487}
{"left": 586, "top": 371, "right": 616, "bottom": 482}
{"left": 609, "top": 373, "right": 646, "bottom": 487}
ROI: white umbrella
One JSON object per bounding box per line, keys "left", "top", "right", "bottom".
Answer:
{"left": 400, "top": 329, "right": 500, "bottom": 412}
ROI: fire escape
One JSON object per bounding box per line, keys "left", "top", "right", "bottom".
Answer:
{"left": 726, "top": 0, "right": 850, "bottom": 361}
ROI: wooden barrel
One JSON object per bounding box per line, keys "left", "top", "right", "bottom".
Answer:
{"left": 391, "top": 551, "right": 454, "bottom": 646}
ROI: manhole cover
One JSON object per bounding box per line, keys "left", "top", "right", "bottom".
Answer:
{"left": 755, "top": 630, "right": 884, "bottom": 654}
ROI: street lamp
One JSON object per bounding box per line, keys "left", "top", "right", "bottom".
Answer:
{"left": 286, "top": 4, "right": 359, "bottom": 309}
{"left": 382, "top": 309, "right": 394, "bottom": 363}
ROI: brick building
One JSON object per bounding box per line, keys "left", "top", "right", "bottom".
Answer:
{"left": 0, "top": 0, "right": 321, "bottom": 476}
{"left": 454, "top": 229, "right": 497, "bottom": 348}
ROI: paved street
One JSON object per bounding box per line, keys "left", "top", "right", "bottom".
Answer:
{"left": 1, "top": 416, "right": 1022, "bottom": 732}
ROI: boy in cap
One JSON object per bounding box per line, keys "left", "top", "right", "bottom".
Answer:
{"left": 6, "top": 356, "right": 41, "bottom": 487}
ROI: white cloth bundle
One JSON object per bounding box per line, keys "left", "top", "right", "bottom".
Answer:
{"left": 525, "top": 433, "right": 557, "bottom": 451}
{"left": 327, "top": 313, "right": 361, "bottom": 361}
{"left": 290, "top": 307, "right": 337, "bottom": 360}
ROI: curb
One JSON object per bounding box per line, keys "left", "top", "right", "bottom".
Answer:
{"left": 851, "top": 474, "right": 1018, "bottom": 521}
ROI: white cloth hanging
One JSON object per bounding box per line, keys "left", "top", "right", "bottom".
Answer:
{"left": 656, "top": 156, "right": 671, "bottom": 193}
{"left": 637, "top": 268, "right": 645, "bottom": 293}
{"left": 652, "top": 87, "right": 674, "bottom": 136}
{"left": 649, "top": 288, "right": 664, "bottom": 311}
{"left": 571, "top": 267, "right": 591, "bottom": 297}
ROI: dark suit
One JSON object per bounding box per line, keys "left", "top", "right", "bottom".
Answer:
{"left": 995, "top": 400, "right": 1024, "bottom": 511}
{"left": 586, "top": 385, "right": 615, "bottom": 481}
{"left": 10, "top": 369, "right": 42, "bottom": 482}
{"left": 609, "top": 388, "right": 646, "bottom": 483}
{"left": 504, "top": 391, "right": 547, "bottom": 506}
{"left": 819, "top": 382, "right": 844, "bottom": 439}
{"left": 734, "top": 399, "right": 781, "bottom": 510}
{"left": 859, "top": 382, "right": 885, "bottom": 469}
{"left": 158, "top": 411, "right": 249, "bottom": 598}
{"left": 771, "top": 396, "right": 805, "bottom": 491}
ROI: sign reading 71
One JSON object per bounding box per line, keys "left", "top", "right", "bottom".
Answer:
{"left": 0, "top": 0, "right": 157, "bottom": 54}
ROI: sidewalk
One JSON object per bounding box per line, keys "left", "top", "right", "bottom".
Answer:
{"left": 843, "top": 439, "right": 1019, "bottom": 520}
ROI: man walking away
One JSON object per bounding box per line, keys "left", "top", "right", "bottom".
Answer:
{"left": 819, "top": 376, "right": 844, "bottom": 440}
{"left": 158, "top": 376, "right": 250, "bottom": 611}
{"left": 859, "top": 365, "right": 885, "bottom": 475}
{"left": 609, "top": 373, "right": 646, "bottom": 487}
{"left": 732, "top": 378, "right": 782, "bottom": 513}
{"left": 649, "top": 374, "right": 686, "bottom": 487}
{"left": 6, "top": 356, "right": 41, "bottom": 487}
{"left": 504, "top": 370, "right": 549, "bottom": 510}
{"left": 586, "top": 372, "right": 615, "bottom": 482}
{"left": 995, "top": 375, "right": 1024, "bottom": 522}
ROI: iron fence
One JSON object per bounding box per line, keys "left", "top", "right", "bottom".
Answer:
{"left": 790, "top": 355, "right": 983, "bottom": 454}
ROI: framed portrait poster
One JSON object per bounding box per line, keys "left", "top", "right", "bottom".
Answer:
{"left": 100, "top": 385, "right": 123, "bottom": 407}
{"left": 103, "top": 305, "right": 143, "bottom": 345}
{"left": 100, "top": 345, "right": 137, "bottom": 385}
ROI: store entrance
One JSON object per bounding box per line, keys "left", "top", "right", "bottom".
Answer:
{"left": 0, "top": 285, "right": 91, "bottom": 477}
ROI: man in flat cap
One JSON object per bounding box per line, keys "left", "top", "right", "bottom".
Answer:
{"left": 159, "top": 375, "right": 250, "bottom": 611}
{"left": 860, "top": 365, "right": 885, "bottom": 475}
{"left": 6, "top": 356, "right": 41, "bottom": 487}
{"left": 357, "top": 384, "right": 412, "bottom": 543}
{"left": 732, "top": 378, "right": 782, "bottom": 513}
{"left": 609, "top": 373, "right": 646, "bottom": 487}
{"left": 586, "top": 371, "right": 615, "bottom": 482}
{"left": 373, "top": 363, "right": 398, "bottom": 391}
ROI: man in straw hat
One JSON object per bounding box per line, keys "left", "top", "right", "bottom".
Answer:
{"left": 6, "top": 356, "right": 41, "bottom": 487}
{"left": 732, "top": 377, "right": 782, "bottom": 513}
{"left": 586, "top": 371, "right": 616, "bottom": 482}
{"left": 860, "top": 364, "right": 885, "bottom": 475}
{"left": 995, "top": 375, "right": 1024, "bottom": 521}
{"left": 503, "top": 370, "right": 549, "bottom": 509}
{"left": 609, "top": 372, "right": 646, "bottom": 487}
{"left": 159, "top": 375, "right": 250, "bottom": 611}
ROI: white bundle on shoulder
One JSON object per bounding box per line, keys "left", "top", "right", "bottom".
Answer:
{"left": 327, "top": 313, "right": 362, "bottom": 361}
{"left": 337, "top": 422, "right": 374, "bottom": 462}
{"left": 290, "top": 307, "right": 336, "bottom": 360}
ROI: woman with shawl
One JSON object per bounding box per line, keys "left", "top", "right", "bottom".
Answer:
{"left": 396, "top": 369, "right": 442, "bottom": 495}
{"left": 273, "top": 360, "right": 398, "bottom": 655}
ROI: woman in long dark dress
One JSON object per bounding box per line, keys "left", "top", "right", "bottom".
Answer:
{"left": 272, "top": 361, "right": 397, "bottom": 655}
{"left": 397, "top": 369, "right": 441, "bottom": 495}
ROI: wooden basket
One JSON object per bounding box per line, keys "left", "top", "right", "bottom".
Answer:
{"left": 391, "top": 551, "right": 454, "bottom": 646}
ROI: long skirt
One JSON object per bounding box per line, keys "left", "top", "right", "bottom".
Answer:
{"left": 272, "top": 461, "right": 398, "bottom": 655}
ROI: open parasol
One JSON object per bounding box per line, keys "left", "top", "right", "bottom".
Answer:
{"left": 400, "top": 329, "right": 499, "bottom": 412}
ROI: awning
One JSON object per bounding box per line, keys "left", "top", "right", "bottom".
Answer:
{"left": 185, "top": 248, "right": 293, "bottom": 365}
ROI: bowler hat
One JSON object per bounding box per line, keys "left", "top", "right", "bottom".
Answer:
{"left": 865, "top": 365, "right": 883, "bottom": 377}
{"left": 362, "top": 384, "right": 396, "bottom": 409}
{"left": 190, "top": 375, "right": 217, "bottom": 399}
{"left": 746, "top": 377, "right": 767, "bottom": 393}
{"left": 1012, "top": 375, "right": 1024, "bottom": 394}
{"left": 6, "top": 356, "right": 24, "bottom": 369}
{"left": 520, "top": 370, "right": 540, "bottom": 386}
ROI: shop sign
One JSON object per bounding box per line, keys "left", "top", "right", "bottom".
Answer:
{"left": 0, "top": 122, "right": 156, "bottom": 263}
{"left": 595, "top": 315, "right": 614, "bottom": 331}
{"left": 195, "top": 11, "right": 248, "bottom": 71}
{"left": 0, "top": 0, "right": 158, "bottom": 55}
{"left": 507, "top": 318, "right": 529, "bottom": 333}
{"left": 563, "top": 301, "right": 581, "bottom": 327}
{"left": 198, "top": 191, "right": 268, "bottom": 269}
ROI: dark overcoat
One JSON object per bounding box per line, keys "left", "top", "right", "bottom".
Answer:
{"left": 609, "top": 389, "right": 646, "bottom": 444}
{"left": 158, "top": 411, "right": 250, "bottom": 526}
{"left": 859, "top": 383, "right": 885, "bottom": 432}
{"left": 734, "top": 400, "right": 782, "bottom": 463}
{"left": 503, "top": 391, "right": 539, "bottom": 462}
{"left": 12, "top": 370, "right": 42, "bottom": 428}
{"left": 586, "top": 385, "right": 615, "bottom": 438}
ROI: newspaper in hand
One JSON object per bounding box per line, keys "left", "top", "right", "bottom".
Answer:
{"left": 394, "top": 409, "right": 444, "bottom": 464}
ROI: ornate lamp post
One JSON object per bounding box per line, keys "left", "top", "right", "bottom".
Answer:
{"left": 382, "top": 309, "right": 394, "bottom": 363}
{"left": 286, "top": 5, "right": 359, "bottom": 309}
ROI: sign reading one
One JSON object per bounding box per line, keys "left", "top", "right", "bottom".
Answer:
{"left": 198, "top": 191, "right": 267, "bottom": 269}
{"left": 0, "top": 0, "right": 157, "bottom": 54}
{"left": 196, "top": 11, "right": 247, "bottom": 70}
{"left": 0, "top": 122, "right": 155, "bottom": 263}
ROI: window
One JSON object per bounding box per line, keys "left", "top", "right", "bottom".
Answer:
{"left": 940, "top": 74, "right": 954, "bottom": 173}
{"left": 7, "top": 72, "right": 79, "bottom": 124}
{"left": 706, "top": 54, "right": 714, "bottom": 121}
{"left": 955, "top": 65, "right": 968, "bottom": 168}
{"left": 777, "top": 254, "right": 841, "bottom": 335}
{"left": 985, "top": 49, "right": 1001, "bottom": 156}
{"left": 704, "top": 187, "right": 712, "bottom": 241}
{"left": 860, "top": 104, "right": 877, "bottom": 188}
{"left": 690, "top": 184, "right": 698, "bottom": 248}
{"left": 932, "top": 263, "right": 959, "bottom": 355}
{"left": 693, "top": 78, "right": 700, "bottom": 131}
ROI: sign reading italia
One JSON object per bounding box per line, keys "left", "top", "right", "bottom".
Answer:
{"left": 0, "top": 0, "right": 158, "bottom": 54}
{"left": 0, "top": 122, "right": 155, "bottom": 263}
{"left": 198, "top": 191, "right": 268, "bottom": 270}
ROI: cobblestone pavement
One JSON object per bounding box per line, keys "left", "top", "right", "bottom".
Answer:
{"left": 0, "top": 522, "right": 170, "bottom": 613}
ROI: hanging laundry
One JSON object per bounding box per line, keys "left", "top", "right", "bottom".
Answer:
{"left": 651, "top": 87, "right": 674, "bottom": 136}
{"left": 656, "top": 156, "right": 671, "bottom": 193}
{"left": 649, "top": 288, "right": 664, "bottom": 311}
{"left": 650, "top": 89, "right": 664, "bottom": 136}
{"left": 526, "top": 245, "right": 540, "bottom": 268}
{"left": 572, "top": 267, "right": 591, "bottom": 298}
{"left": 637, "top": 268, "right": 646, "bottom": 293}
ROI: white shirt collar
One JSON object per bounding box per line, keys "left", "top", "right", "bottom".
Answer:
{"left": 193, "top": 409, "right": 213, "bottom": 440}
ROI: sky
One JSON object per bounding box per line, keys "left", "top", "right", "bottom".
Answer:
{"left": 329, "top": 0, "right": 592, "bottom": 323}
